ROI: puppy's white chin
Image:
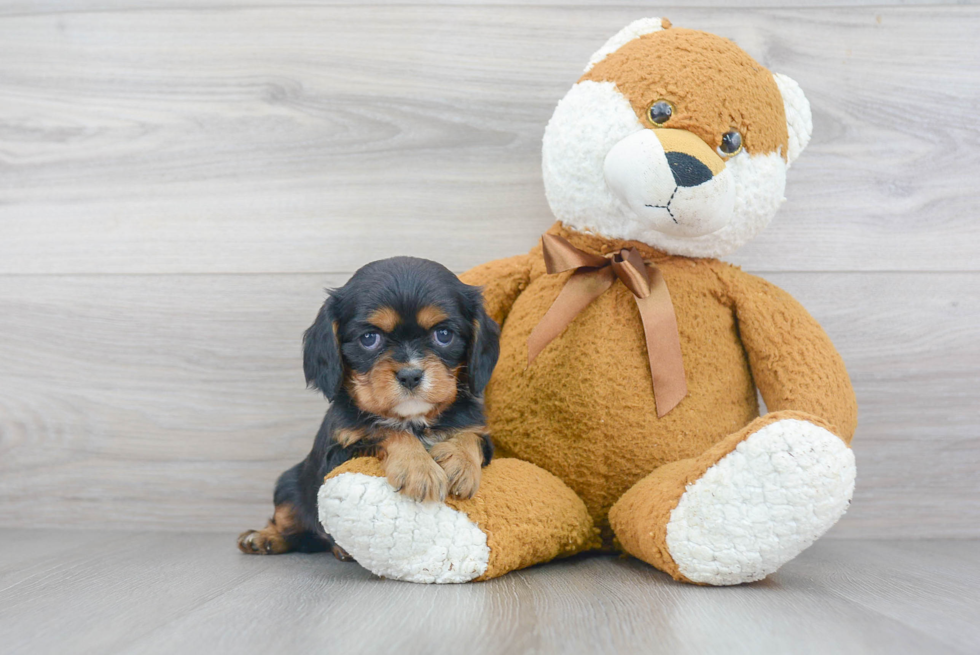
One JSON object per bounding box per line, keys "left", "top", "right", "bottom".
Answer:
{"left": 392, "top": 399, "right": 434, "bottom": 418}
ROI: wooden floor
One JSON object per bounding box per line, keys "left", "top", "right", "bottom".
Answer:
{"left": 0, "top": 532, "right": 976, "bottom": 655}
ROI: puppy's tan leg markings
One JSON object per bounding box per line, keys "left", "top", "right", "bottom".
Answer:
{"left": 381, "top": 431, "right": 449, "bottom": 503}
{"left": 334, "top": 427, "right": 368, "bottom": 447}
{"left": 237, "top": 503, "right": 298, "bottom": 555}
{"left": 430, "top": 431, "right": 485, "bottom": 499}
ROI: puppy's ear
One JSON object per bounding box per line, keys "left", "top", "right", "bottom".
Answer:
{"left": 466, "top": 291, "right": 501, "bottom": 396}
{"left": 303, "top": 295, "right": 344, "bottom": 401}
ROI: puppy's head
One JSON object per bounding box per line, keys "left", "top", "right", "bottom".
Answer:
{"left": 303, "top": 257, "right": 500, "bottom": 421}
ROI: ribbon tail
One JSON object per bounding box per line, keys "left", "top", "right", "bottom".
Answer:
{"left": 634, "top": 267, "right": 687, "bottom": 417}
{"left": 527, "top": 267, "right": 615, "bottom": 368}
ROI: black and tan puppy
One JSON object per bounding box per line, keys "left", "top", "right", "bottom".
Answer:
{"left": 238, "top": 257, "right": 500, "bottom": 556}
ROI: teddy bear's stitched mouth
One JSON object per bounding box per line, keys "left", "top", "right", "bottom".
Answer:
{"left": 644, "top": 186, "right": 679, "bottom": 223}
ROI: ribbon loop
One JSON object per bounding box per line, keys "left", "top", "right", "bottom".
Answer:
{"left": 609, "top": 248, "right": 652, "bottom": 299}
{"left": 527, "top": 234, "right": 688, "bottom": 417}
{"left": 541, "top": 233, "right": 607, "bottom": 273}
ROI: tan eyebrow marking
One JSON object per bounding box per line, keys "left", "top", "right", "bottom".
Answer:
{"left": 417, "top": 305, "right": 449, "bottom": 330}
{"left": 367, "top": 306, "right": 401, "bottom": 332}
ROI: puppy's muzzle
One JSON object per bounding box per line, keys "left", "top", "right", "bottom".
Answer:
{"left": 603, "top": 128, "right": 735, "bottom": 238}
{"left": 396, "top": 367, "right": 424, "bottom": 390}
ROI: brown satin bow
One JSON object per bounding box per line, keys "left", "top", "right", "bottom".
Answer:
{"left": 527, "top": 234, "right": 688, "bottom": 417}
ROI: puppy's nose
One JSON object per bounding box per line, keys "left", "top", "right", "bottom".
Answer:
{"left": 396, "top": 367, "right": 424, "bottom": 390}
{"left": 665, "top": 151, "right": 713, "bottom": 187}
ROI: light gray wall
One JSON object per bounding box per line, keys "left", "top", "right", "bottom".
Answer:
{"left": 1, "top": 3, "right": 977, "bottom": 537}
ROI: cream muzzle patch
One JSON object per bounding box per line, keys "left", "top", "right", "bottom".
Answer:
{"left": 604, "top": 128, "right": 735, "bottom": 238}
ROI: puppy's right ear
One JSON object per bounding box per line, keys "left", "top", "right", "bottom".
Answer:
{"left": 466, "top": 290, "right": 501, "bottom": 397}
{"left": 303, "top": 295, "right": 344, "bottom": 401}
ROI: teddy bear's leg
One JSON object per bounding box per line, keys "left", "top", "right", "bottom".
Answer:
{"left": 318, "top": 457, "right": 598, "bottom": 583}
{"left": 609, "top": 411, "right": 856, "bottom": 586}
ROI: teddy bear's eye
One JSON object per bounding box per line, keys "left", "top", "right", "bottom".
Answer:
{"left": 648, "top": 100, "right": 673, "bottom": 126}
{"left": 719, "top": 130, "right": 743, "bottom": 156}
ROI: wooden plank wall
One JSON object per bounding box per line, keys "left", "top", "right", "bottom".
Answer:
{"left": 0, "top": 3, "right": 977, "bottom": 538}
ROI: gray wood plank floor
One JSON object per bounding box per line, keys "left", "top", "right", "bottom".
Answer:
{"left": 0, "top": 532, "right": 977, "bottom": 655}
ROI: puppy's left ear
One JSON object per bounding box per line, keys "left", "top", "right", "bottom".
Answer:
{"left": 303, "top": 295, "right": 344, "bottom": 401}
{"left": 466, "top": 290, "right": 501, "bottom": 396}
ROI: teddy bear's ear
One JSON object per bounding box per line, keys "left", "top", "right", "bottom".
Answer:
{"left": 773, "top": 73, "right": 813, "bottom": 165}
{"left": 584, "top": 17, "right": 671, "bottom": 73}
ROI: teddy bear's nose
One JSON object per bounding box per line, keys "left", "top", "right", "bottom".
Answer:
{"left": 665, "top": 151, "right": 714, "bottom": 187}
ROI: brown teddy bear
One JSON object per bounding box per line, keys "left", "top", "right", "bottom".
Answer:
{"left": 318, "top": 17, "right": 858, "bottom": 585}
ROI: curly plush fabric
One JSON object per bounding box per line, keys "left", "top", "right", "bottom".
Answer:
{"left": 665, "top": 418, "right": 855, "bottom": 584}
{"left": 581, "top": 28, "right": 789, "bottom": 158}
{"left": 584, "top": 17, "right": 670, "bottom": 73}
{"left": 319, "top": 470, "right": 490, "bottom": 583}
{"left": 462, "top": 223, "right": 857, "bottom": 546}
{"left": 608, "top": 412, "right": 855, "bottom": 584}
{"left": 773, "top": 73, "right": 813, "bottom": 164}
{"left": 320, "top": 458, "right": 598, "bottom": 582}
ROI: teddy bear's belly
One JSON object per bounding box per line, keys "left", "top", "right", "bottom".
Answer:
{"left": 484, "top": 270, "right": 759, "bottom": 533}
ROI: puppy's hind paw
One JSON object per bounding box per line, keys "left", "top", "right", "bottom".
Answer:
{"left": 237, "top": 528, "right": 289, "bottom": 555}
{"left": 331, "top": 543, "right": 354, "bottom": 562}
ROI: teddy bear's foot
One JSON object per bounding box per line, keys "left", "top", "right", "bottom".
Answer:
{"left": 666, "top": 418, "right": 855, "bottom": 584}
{"left": 318, "top": 457, "right": 597, "bottom": 584}
{"left": 611, "top": 412, "right": 856, "bottom": 586}
{"left": 318, "top": 464, "right": 490, "bottom": 583}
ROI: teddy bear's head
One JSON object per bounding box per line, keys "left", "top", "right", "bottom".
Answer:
{"left": 542, "top": 18, "right": 812, "bottom": 258}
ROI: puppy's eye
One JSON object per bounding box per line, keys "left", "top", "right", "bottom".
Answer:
{"left": 719, "top": 130, "right": 743, "bottom": 156}
{"left": 648, "top": 100, "right": 673, "bottom": 126}
{"left": 358, "top": 332, "right": 382, "bottom": 350}
{"left": 432, "top": 328, "right": 454, "bottom": 346}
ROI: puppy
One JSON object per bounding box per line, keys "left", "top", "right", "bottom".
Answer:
{"left": 238, "top": 257, "right": 500, "bottom": 556}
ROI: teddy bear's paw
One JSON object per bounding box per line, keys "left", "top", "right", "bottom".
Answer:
{"left": 665, "top": 418, "right": 856, "bottom": 585}
{"left": 318, "top": 472, "right": 490, "bottom": 583}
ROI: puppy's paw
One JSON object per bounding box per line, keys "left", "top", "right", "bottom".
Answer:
{"left": 237, "top": 528, "right": 289, "bottom": 555}
{"left": 386, "top": 455, "right": 449, "bottom": 503}
{"left": 430, "top": 441, "right": 482, "bottom": 499}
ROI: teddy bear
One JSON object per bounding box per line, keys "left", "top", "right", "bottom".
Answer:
{"left": 317, "top": 17, "right": 858, "bottom": 586}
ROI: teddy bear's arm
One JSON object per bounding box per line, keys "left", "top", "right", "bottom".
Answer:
{"left": 728, "top": 270, "right": 858, "bottom": 443}
{"left": 459, "top": 254, "right": 533, "bottom": 327}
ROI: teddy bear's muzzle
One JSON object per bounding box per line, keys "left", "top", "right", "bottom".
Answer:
{"left": 603, "top": 127, "right": 735, "bottom": 238}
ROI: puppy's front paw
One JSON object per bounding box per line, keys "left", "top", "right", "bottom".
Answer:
{"left": 430, "top": 440, "right": 481, "bottom": 499}
{"left": 386, "top": 455, "right": 449, "bottom": 503}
